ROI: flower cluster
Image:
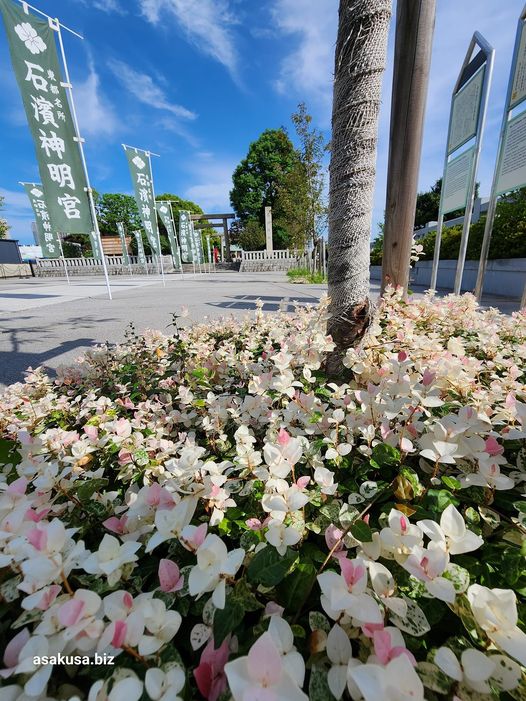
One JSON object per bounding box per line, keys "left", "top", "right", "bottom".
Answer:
{"left": 0, "top": 291, "right": 525, "bottom": 700}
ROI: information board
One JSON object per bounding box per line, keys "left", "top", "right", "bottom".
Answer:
{"left": 442, "top": 147, "right": 476, "bottom": 214}
{"left": 511, "top": 22, "right": 526, "bottom": 108}
{"left": 496, "top": 110, "right": 526, "bottom": 194}
{"left": 448, "top": 67, "right": 485, "bottom": 154}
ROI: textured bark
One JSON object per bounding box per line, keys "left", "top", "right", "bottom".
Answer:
{"left": 327, "top": 0, "right": 391, "bottom": 379}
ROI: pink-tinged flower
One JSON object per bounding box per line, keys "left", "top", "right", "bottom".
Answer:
{"left": 398, "top": 351, "right": 408, "bottom": 362}
{"left": 158, "top": 559, "right": 183, "bottom": 593}
{"left": 0, "top": 628, "right": 30, "bottom": 678}
{"left": 277, "top": 428, "right": 291, "bottom": 446}
{"left": 245, "top": 518, "right": 263, "bottom": 531}
{"left": 422, "top": 369, "right": 435, "bottom": 387}
{"left": 194, "top": 638, "right": 231, "bottom": 701}
{"left": 116, "top": 397, "right": 135, "bottom": 410}
{"left": 340, "top": 558, "right": 366, "bottom": 590}
{"left": 58, "top": 597, "right": 86, "bottom": 627}
{"left": 225, "top": 632, "right": 307, "bottom": 701}
{"left": 264, "top": 601, "right": 285, "bottom": 618}
{"left": 27, "top": 526, "right": 47, "bottom": 551}
{"left": 181, "top": 522, "right": 208, "bottom": 550}
{"left": 118, "top": 449, "right": 133, "bottom": 465}
{"left": 111, "top": 620, "right": 127, "bottom": 648}
{"left": 296, "top": 476, "right": 310, "bottom": 489}
{"left": 372, "top": 629, "right": 416, "bottom": 666}
{"left": 325, "top": 524, "right": 345, "bottom": 552}
{"left": 145, "top": 482, "right": 175, "bottom": 510}
{"left": 83, "top": 425, "right": 98, "bottom": 440}
{"left": 25, "top": 507, "right": 50, "bottom": 523}
{"left": 6, "top": 477, "right": 28, "bottom": 496}
{"left": 103, "top": 515, "right": 128, "bottom": 534}
{"left": 485, "top": 436, "right": 504, "bottom": 456}
{"left": 22, "top": 584, "right": 61, "bottom": 612}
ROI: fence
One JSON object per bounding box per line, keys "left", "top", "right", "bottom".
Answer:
{"left": 35, "top": 255, "right": 175, "bottom": 277}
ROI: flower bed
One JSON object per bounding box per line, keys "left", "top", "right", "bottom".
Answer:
{"left": 0, "top": 290, "right": 525, "bottom": 701}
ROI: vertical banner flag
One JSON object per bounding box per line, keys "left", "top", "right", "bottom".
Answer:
{"left": 21, "top": 182, "right": 59, "bottom": 257}
{"left": 191, "top": 219, "right": 204, "bottom": 264}
{"left": 0, "top": 0, "right": 94, "bottom": 237}
{"left": 178, "top": 210, "right": 193, "bottom": 263}
{"left": 116, "top": 221, "right": 130, "bottom": 265}
{"left": 133, "top": 230, "right": 147, "bottom": 266}
{"left": 156, "top": 202, "right": 181, "bottom": 266}
{"left": 124, "top": 146, "right": 161, "bottom": 256}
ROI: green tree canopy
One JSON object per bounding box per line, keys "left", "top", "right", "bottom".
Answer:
{"left": 414, "top": 178, "right": 480, "bottom": 229}
{"left": 275, "top": 103, "right": 327, "bottom": 250}
{"left": 230, "top": 128, "right": 296, "bottom": 229}
{"left": 0, "top": 195, "right": 9, "bottom": 239}
{"left": 96, "top": 193, "right": 141, "bottom": 237}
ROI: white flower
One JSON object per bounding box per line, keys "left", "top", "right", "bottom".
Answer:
{"left": 419, "top": 504, "right": 483, "bottom": 554}
{"left": 349, "top": 654, "right": 425, "bottom": 701}
{"left": 145, "top": 496, "right": 198, "bottom": 552}
{"left": 88, "top": 673, "right": 143, "bottom": 701}
{"left": 467, "top": 584, "right": 526, "bottom": 666}
{"left": 83, "top": 534, "right": 140, "bottom": 586}
{"left": 14, "top": 23, "right": 46, "bottom": 54}
{"left": 326, "top": 624, "right": 353, "bottom": 699}
{"left": 401, "top": 542, "right": 456, "bottom": 603}
{"left": 314, "top": 466, "right": 338, "bottom": 495}
{"left": 460, "top": 461, "right": 515, "bottom": 490}
{"left": 138, "top": 599, "right": 182, "bottom": 655}
{"left": 434, "top": 647, "right": 521, "bottom": 693}
{"left": 318, "top": 558, "right": 382, "bottom": 624}
{"left": 225, "top": 632, "right": 308, "bottom": 701}
{"left": 265, "top": 520, "right": 301, "bottom": 555}
{"left": 188, "top": 534, "right": 244, "bottom": 609}
{"left": 268, "top": 615, "right": 305, "bottom": 686}
{"left": 145, "top": 665, "right": 185, "bottom": 701}
{"left": 379, "top": 509, "right": 423, "bottom": 559}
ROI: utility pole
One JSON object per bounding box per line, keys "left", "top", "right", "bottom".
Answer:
{"left": 382, "top": 0, "right": 436, "bottom": 295}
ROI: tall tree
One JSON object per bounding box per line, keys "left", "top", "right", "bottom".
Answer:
{"left": 230, "top": 128, "right": 296, "bottom": 245}
{"left": 275, "top": 103, "right": 328, "bottom": 251}
{"left": 326, "top": 0, "right": 391, "bottom": 377}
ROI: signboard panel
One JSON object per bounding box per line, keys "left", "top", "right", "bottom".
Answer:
{"left": 510, "top": 21, "right": 526, "bottom": 108}
{"left": 496, "top": 110, "right": 526, "bottom": 195}
{"left": 22, "top": 182, "right": 60, "bottom": 257}
{"left": 448, "top": 67, "right": 485, "bottom": 154}
{"left": 441, "top": 146, "right": 476, "bottom": 214}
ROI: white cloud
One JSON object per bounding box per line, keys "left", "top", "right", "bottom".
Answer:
{"left": 74, "top": 0, "right": 126, "bottom": 14}
{"left": 75, "top": 60, "right": 119, "bottom": 137}
{"left": 108, "top": 58, "right": 197, "bottom": 120}
{"left": 270, "top": 0, "right": 338, "bottom": 124}
{"left": 184, "top": 156, "right": 237, "bottom": 212}
{"left": 138, "top": 0, "right": 239, "bottom": 80}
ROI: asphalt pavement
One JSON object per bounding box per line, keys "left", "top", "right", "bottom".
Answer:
{"left": 0, "top": 271, "right": 521, "bottom": 389}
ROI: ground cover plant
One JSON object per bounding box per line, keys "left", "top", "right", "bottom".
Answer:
{"left": 0, "top": 291, "right": 525, "bottom": 701}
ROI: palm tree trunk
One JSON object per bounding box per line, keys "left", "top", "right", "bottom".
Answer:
{"left": 327, "top": 0, "right": 391, "bottom": 378}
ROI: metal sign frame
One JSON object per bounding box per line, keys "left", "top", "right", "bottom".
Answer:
{"left": 430, "top": 33, "right": 494, "bottom": 294}
{"left": 475, "top": 4, "right": 526, "bottom": 302}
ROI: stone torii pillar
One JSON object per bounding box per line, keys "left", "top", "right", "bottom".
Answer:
{"left": 264, "top": 207, "right": 273, "bottom": 254}
{"left": 222, "top": 216, "right": 231, "bottom": 261}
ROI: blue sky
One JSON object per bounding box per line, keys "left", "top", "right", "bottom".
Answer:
{"left": 0, "top": 0, "right": 524, "bottom": 245}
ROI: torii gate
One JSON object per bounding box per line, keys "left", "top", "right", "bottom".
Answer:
{"left": 190, "top": 213, "right": 235, "bottom": 261}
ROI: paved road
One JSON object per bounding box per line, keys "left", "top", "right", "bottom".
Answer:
{"left": 0, "top": 272, "right": 521, "bottom": 389}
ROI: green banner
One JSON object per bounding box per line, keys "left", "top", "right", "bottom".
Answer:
{"left": 178, "top": 210, "right": 194, "bottom": 263}
{"left": 156, "top": 201, "right": 181, "bottom": 266}
{"left": 124, "top": 146, "right": 161, "bottom": 256}
{"left": 133, "top": 230, "right": 146, "bottom": 265}
{"left": 116, "top": 221, "right": 130, "bottom": 264}
{"left": 191, "top": 219, "right": 204, "bottom": 264}
{"left": 21, "top": 182, "right": 59, "bottom": 258}
{"left": 0, "top": 0, "right": 93, "bottom": 237}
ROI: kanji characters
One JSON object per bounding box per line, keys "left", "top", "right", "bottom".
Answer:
{"left": 57, "top": 195, "right": 81, "bottom": 219}
{"left": 48, "top": 163, "right": 75, "bottom": 189}
{"left": 30, "top": 95, "right": 57, "bottom": 127}
{"left": 39, "top": 130, "right": 65, "bottom": 159}
{"left": 24, "top": 61, "right": 48, "bottom": 92}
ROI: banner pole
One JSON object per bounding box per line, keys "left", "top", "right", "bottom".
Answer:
{"left": 146, "top": 152, "right": 165, "bottom": 288}
{"left": 55, "top": 20, "right": 112, "bottom": 300}
{"left": 168, "top": 201, "right": 184, "bottom": 277}
{"left": 57, "top": 234, "right": 70, "bottom": 285}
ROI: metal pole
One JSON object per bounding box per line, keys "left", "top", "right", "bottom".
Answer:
{"left": 454, "top": 35, "right": 494, "bottom": 294}
{"left": 167, "top": 202, "right": 184, "bottom": 277}
{"left": 55, "top": 20, "right": 112, "bottom": 300}
{"left": 19, "top": 1, "right": 83, "bottom": 37}
{"left": 207, "top": 235, "right": 212, "bottom": 273}
{"left": 146, "top": 152, "right": 165, "bottom": 287}
{"left": 430, "top": 211, "right": 445, "bottom": 291}
{"left": 476, "top": 8, "right": 526, "bottom": 300}
{"left": 57, "top": 235, "right": 70, "bottom": 284}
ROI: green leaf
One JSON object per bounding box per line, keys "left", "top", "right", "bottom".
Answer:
{"left": 277, "top": 562, "right": 316, "bottom": 610}
{"left": 233, "top": 578, "right": 263, "bottom": 612}
{"left": 441, "top": 475, "right": 461, "bottom": 490}
{"left": 309, "top": 664, "right": 336, "bottom": 701}
{"left": 309, "top": 611, "right": 330, "bottom": 633}
{"left": 247, "top": 546, "right": 298, "bottom": 587}
{"left": 350, "top": 520, "right": 373, "bottom": 542}
{"left": 76, "top": 478, "right": 109, "bottom": 502}
{"left": 0, "top": 439, "right": 22, "bottom": 469}
{"left": 213, "top": 596, "right": 244, "bottom": 647}
{"left": 370, "top": 443, "right": 400, "bottom": 469}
